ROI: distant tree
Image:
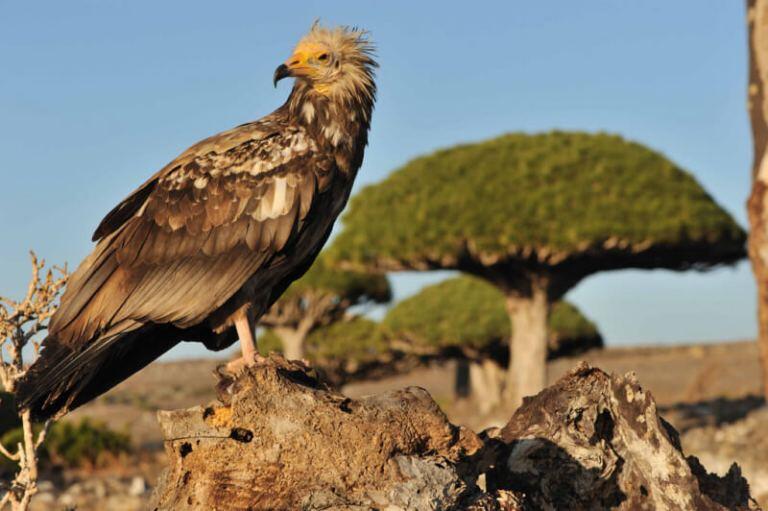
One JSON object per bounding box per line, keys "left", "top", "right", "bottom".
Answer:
{"left": 331, "top": 131, "right": 746, "bottom": 407}
{"left": 746, "top": 0, "right": 768, "bottom": 400}
{"left": 260, "top": 316, "right": 389, "bottom": 382}
{"left": 381, "top": 275, "right": 601, "bottom": 412}
{"left": 259, "top": 256, "right": 391, "bottom": 360}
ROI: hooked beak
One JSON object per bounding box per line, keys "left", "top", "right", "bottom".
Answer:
{"left": 273, "top": 63, "right": 291, "bottom": 87}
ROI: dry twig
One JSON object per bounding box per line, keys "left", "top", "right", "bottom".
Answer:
{"left": 0, "top": 252, "right": 67, "bottom": 511}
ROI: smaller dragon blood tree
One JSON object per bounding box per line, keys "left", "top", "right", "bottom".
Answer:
{"left": 259, "top": 254, "right": 390, "bottom": 360}
{"left": 382, "top": 275, "right": 601, "bottom": 411}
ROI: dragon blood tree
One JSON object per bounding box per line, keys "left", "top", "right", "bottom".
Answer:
{"left": 259, "top": 254, "right": 391, "bottom": 360}
{"left": 331, "top": 131, "right": 746, "bottom": 407}
{"left": 381, "top": 275, "right": 601, "bottom": 412}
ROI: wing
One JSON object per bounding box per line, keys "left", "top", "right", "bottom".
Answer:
{"left": 50, "top": 118, "right": 337, "bottom": 345}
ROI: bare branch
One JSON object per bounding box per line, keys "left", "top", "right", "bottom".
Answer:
{"left": 0, "top": 252, "right": 69, "bottom": 510}
{"left": 34, "top": 421, "right": 51, "bottom": 450}
{"left": 0, "top": 490, "right": 11, "bottom": 509}
{"left": 0, "top": 440, "right": 19, "bottom": 462}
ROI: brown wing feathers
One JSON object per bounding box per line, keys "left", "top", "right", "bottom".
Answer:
{"left": 17, "top": 124, "right": 325, "bottom": 420}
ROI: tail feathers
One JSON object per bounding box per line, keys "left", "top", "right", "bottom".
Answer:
{"left": 16, "top": 325, "right": 179, "bottom": 421}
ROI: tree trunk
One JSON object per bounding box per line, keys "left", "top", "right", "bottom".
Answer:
{"left": 747, "top": 0, "right": 768, "bottom": 400}
{"left": 504, "top": 286, "right": 549, "bottom": 409}
{"left": 151, "top": 356, "right": 486, "bottom": 510}
{"left": 150, "top": 356, "right": 758, "bottom": 510}
{"left": 469, "top": 359, "right": 504, "bottom": 414}
{"left": 272, "top": 327, "right": 307, "bottom": 361}
{"left": 454, "top": 359, "right": 471, "bottom": 398}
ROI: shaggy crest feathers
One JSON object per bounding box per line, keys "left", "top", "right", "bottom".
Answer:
{"left": 288, "top": 23, "right": 378, "bottom": 117}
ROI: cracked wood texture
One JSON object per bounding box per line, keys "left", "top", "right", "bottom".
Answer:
{"left": 150, "top": 356, "right": 487, "bottom": 510}
{"left": 150, "top": 358, "right": 758, "bottom": 511}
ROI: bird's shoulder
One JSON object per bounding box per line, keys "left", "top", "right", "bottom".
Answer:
{"left": 159, "top": 116, "right": 318, "bottom": 186}
{"left": 93, "top": 113, "right": 328, "bottom": 242}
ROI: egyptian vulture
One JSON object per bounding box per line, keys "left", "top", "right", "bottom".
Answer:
{"left": 17, "top": 24, "right": 377, "bottom": 420}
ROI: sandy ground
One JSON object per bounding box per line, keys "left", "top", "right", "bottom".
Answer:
{"left": 343, "top": 341, "right": 763, "bottom": 428}
{"left": 72, "top": 340, "right": 763, "bottom": 444}
{"left": 46, "top": 340, "right": 767, "bottom": 509}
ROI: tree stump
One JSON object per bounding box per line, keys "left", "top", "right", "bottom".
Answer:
{"left": 150, "top": 357, "right": 759, "bottom": 511}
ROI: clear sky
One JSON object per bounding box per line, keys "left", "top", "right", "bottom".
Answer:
{"left": 0, "top": 1, "right": 755, "bottom": 359}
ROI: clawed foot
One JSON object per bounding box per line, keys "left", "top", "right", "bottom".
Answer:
{"left": 223, "top": 352, "right": 268, "bottom": 375}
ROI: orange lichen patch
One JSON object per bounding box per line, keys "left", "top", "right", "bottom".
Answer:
{"left": 204, "top": 405, "right": 233, "bottom": 428}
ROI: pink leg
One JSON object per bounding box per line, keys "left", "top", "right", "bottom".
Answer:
{"left": 226, "top": 311, "right": 265, "bottom": 373}
{"left": 235, "top": 314, "right": 257, "bottom": 364}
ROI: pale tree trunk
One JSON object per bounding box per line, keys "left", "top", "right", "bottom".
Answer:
{"left": 504, "top": 286, "right": 549, "bottom": 409}
{"left": 273, "top": 327, "right": 308, "bottom": 361}
{"left": 469, "top": 359, "right": 504, "bottom": 414}
{"left": 747, "top": 0, "right": 768, "bottom": 400}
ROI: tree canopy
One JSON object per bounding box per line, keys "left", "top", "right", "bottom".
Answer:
{"left": 381, "top": 275, "right": 601, "bottom": 356}
{"left": 331, "top": 131, "right": 746, "bottom": 273}
{"left": 280, "top": 254, "right": 391, "bottom": 304}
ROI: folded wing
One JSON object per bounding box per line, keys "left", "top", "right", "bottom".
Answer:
{"left": 18, "top": 120, "right": 337, "bottom": 418}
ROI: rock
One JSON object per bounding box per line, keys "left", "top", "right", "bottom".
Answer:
{"left": 36, "top": 480, "right": 54, "bottom": 494}
{"left": 150, "top": 356, "right": 760, "bottom": 511}
{"left": 680, "top": 406, "right": 768, "bottom": 507}
{"left": 66, "top": 482, "right": 84, "bottom": 496}
{"left": 58, "top": 493, "right": 75, "bottom": 508}
{"left": 33, "top": 491, "right": 55, "bottom": 505}
{"left": 151, "top": 356, "right": 485, "bottom": 510}
{"left": 128, "top": 476, "right": 146, "bottom": 497}
{"left": 495, "top": 362, "right": 759, "bottom": 511}
{"left": 90, "top": 479, "right": 107, "bottom": 499}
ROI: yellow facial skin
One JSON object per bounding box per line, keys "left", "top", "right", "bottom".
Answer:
{"left": 284, "top": 42, "right": 334, "bottom": 92}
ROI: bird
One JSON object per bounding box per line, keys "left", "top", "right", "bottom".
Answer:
{"left": 16, "top": 23, "right": 378, "bottom": 421}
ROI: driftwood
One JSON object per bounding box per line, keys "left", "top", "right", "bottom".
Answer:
{"left": 150, "top": 357, "right": 759, "bottom": 511}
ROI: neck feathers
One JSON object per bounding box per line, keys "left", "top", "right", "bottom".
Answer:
{"left": 285, "top": 80, "right": 375, "bottom": 149}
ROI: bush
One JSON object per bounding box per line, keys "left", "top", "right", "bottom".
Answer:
{"left": 0, "top": 418, "right": 131, "bottom": 471}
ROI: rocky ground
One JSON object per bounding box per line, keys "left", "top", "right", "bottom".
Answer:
{"left": 25, "top": 340, "right": 768, "bottom": 510}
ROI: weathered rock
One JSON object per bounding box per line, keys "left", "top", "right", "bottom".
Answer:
{"left": 151, "top": 356, "right": 486, "bottom": 510}
{"left": 679, "top": 405, "right": 768, "bottom": 507}
{"left": 150, "top": 357, "right": 760, "bottom": 511}
{"left": 496, "top": 362, "right": 759, "bottom": 510}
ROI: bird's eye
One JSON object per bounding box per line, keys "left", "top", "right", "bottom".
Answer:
{"left": 318, "top": 53, "right": 329, "bottom": 62}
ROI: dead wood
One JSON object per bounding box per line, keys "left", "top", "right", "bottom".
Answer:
{"left": 150, "top": 358, "right": 759, "bottom": 511}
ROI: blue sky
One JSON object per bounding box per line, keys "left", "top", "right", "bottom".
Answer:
{"left": 0, "top": 1, "right": 754, "bottom": 359}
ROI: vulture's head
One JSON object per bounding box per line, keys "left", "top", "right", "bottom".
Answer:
{"left": 274, "top": 23, "right": 377, "bottom": 104}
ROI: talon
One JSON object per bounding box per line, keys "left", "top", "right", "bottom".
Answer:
{"left": 225, "top": 357, "right": 250, "bottom": 375}
{"left": 252, "top": 353, "right": 268, "bottom": 366}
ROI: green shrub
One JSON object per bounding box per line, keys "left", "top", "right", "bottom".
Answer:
{"left": 0, "top": 418, "right": 131, "bottom": 470}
